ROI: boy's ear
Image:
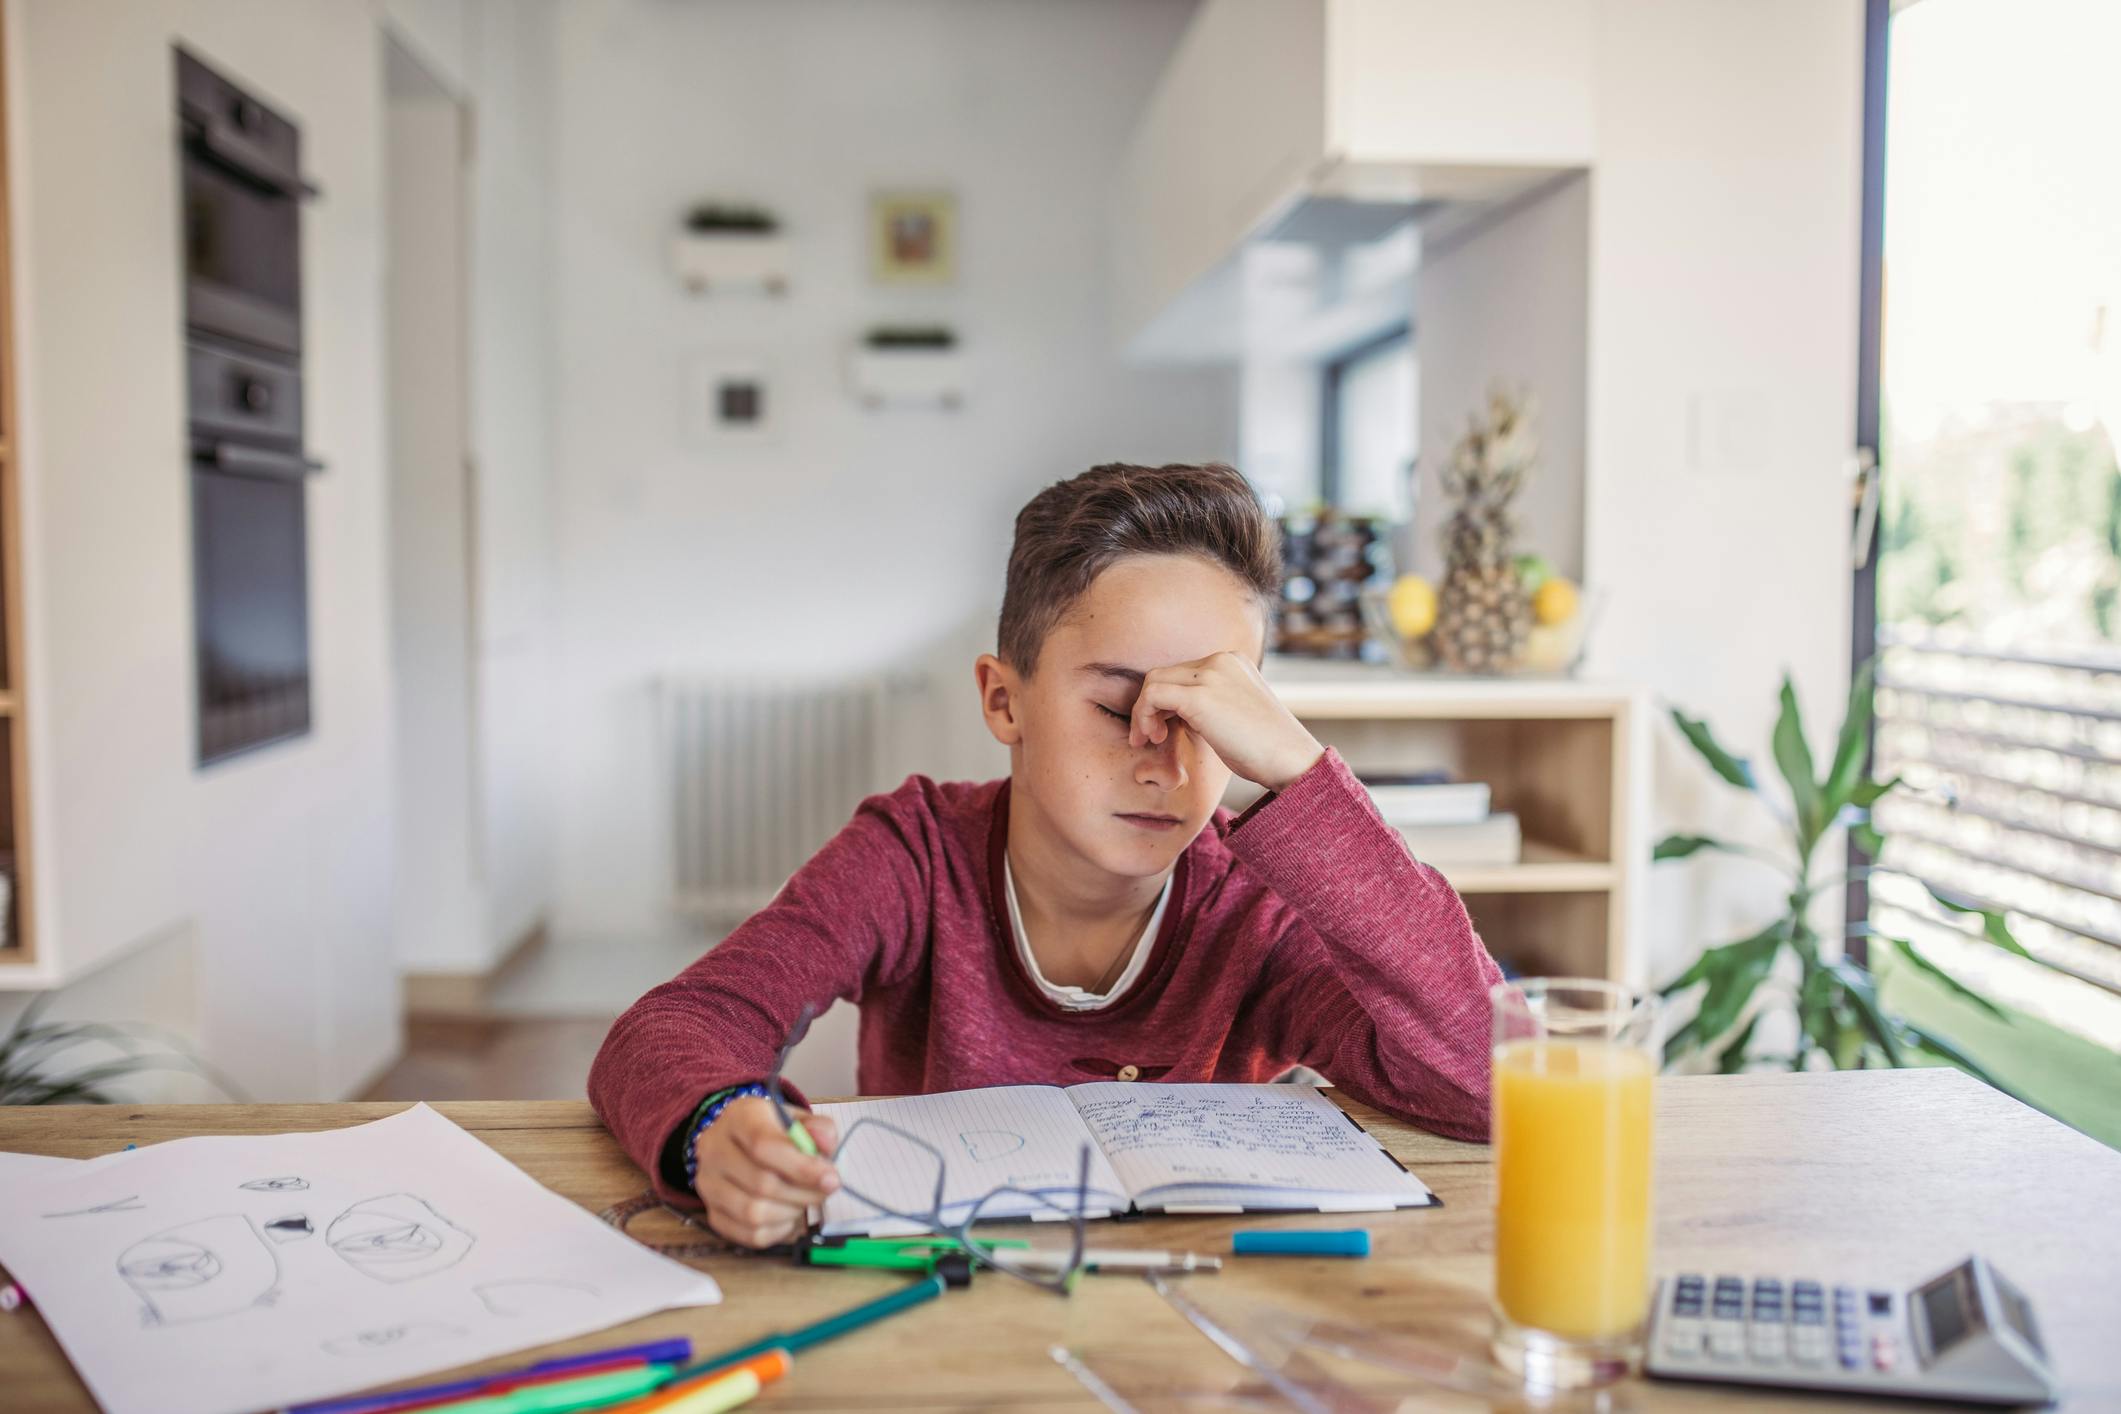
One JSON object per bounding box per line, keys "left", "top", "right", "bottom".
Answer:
{"left": 974, "top": 653, "right": 1025, "bottom": 747}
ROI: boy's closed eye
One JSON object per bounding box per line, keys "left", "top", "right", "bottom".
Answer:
{"left": 1094, "top": 702, "right": 1131, "bottom": 724}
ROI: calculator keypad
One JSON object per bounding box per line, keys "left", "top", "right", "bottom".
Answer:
{"left": 1661, "top": 1275, "right": 1898, "bottom": 1375}
{"left": 1647, "top": 1259, "right": 2056, "bottom": 1407}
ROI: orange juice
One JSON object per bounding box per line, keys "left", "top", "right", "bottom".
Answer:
{"left": 1493, "top": 1038, "right": 1654, "bottom": 1339}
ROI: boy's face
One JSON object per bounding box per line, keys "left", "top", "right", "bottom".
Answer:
{"left": 979, "top": 553, "right": 1266, "bottom": 882}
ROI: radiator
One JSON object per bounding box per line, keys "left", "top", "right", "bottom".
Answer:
{"left": 660, "top": 675, "right": 921, "bottom": 922}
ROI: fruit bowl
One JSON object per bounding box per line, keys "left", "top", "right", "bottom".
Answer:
{"left": 1359, "top": 581, "right": 1598, "bottom": 678}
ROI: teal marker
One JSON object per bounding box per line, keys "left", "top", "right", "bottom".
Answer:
{"left": 1233, "top": 1229, "right": 1370, "bottom": 1258}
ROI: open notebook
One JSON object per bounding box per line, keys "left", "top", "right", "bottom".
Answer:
{"left": 811, "top": 1082, "right": 1436, "bottom": 1238}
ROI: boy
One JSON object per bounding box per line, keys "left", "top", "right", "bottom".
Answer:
{"left": 589, "top": 462, "right": 1503, "bottom": 1249}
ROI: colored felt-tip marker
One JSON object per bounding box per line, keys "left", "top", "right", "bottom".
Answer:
{"left": 603, "top": 1349, "right": 789, "bottom": 1413}
{"left": 784, "top": 1118, "right": 819, "bottom": 1157}
{"left": 618, "top": 1367, "right": 762, "bottom": 1414}
{"left": 285, "top": 1339, "right": 692, "bottom": 1414}
{"left": 1232, "top": 1229, "right": 1370, "bottom": 1258}
{"left": 415, "top": 1362, "right": 678, "bottom": 1414}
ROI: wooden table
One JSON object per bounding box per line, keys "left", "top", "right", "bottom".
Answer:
{"left": 3, "top": 1069, "right": 2117, "bottom": 1411}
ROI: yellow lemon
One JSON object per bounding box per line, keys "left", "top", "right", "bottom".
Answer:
{"left": 1532, "top": 577, "right": 1579, "bottom": 627}
{"left": 1387, "top": 575, "right": 1437, "bottom": 639}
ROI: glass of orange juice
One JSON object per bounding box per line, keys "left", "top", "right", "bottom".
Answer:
{"left": 1490, "top": 977, "right": 1657, "bottom": 1390}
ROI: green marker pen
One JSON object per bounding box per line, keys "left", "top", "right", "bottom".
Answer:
{"left": 429, "top": 1362, "right": 677, "bottom": 1414}
{"left": 804, "top": 1237, "right": 1029, "bottom": 1272}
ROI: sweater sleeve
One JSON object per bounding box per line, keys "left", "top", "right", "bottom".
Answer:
{"left": 587, "top": 785, "right": 934, "bottom": 1206}
{"left": 1224, "top": 748, "right": 1503, "bottom": 1142}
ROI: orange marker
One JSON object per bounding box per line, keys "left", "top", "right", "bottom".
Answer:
{"left": 602, "top": 1349, "right": 790, "bottom": 1412}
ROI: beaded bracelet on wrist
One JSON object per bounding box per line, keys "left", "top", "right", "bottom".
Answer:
{"left": 681, "top": 1082, "right": 769, "bottom": 1189}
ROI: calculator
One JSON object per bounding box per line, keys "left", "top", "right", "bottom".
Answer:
{"left": 1645, "top": 1255, "right": 2057, "bottom": 1405}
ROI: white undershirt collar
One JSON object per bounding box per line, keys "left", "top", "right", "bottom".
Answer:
{"left": 1002, "top": 857, "right": 1171, "bottom": 1011}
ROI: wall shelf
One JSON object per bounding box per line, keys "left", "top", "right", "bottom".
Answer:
{"left": 670, "top": 231, "right": 790, "bottom": 295}
{"left": 848, "top": 345, "right": 966, "bottom": 410}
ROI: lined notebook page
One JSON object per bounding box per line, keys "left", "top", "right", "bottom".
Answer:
{"left": 813, "top": 1086, "right": 1128, "bottom": 1236}
{"left": 1065, "top": 1083, "right": 1432, "bottom": 1208}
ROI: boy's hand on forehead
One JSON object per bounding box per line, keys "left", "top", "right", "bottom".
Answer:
{"left": 1128, "top": 652, "right": 1325, "bottom": 793}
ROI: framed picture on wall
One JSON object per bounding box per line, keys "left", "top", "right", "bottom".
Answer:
{"left": 682, "top": 351, "right": 779, "bottom": 445}
{"left": 869, "top": 190, "right": 956, "bottom": 285}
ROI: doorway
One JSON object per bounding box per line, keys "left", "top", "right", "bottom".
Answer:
{"left": 383, "top": 34, "right": 484, "bottom": 974}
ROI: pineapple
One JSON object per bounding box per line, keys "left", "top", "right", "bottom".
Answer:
{"left": 1432, "top": 388, "right": 1536, "bottom": 674}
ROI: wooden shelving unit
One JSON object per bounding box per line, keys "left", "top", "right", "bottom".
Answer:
{"left": 1443, "top": 839, "right": 1616, "bottom": 895}
{"left": 0, "top": 13, "right": 32, "bottom": 970}
{"left": 1261, "top": 659, "right": 1646, "bottom": 985}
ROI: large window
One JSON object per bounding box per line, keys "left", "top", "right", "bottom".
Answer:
{"left": 1857, "top": 0, "right": 2121, "bottom": 1129}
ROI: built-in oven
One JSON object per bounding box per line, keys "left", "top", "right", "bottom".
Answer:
{"left": 177, "top": 49, "right": 322, "bottom": 764}
{"left": 188, "top": 337, "right": 318, "bottom": 761}
{"left": 178, "top": 49, "right": 309, "bottom": 356}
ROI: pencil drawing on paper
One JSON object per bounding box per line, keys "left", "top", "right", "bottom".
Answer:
{"left": 321, "top": 1321, "right": 466, "bottom": 1357}
{"left": 264, "top": 1215, "right": 313, "bottom": 1242}
{"left": 326, "top": 1193, "right": 475, "bottom": 1282}
{"left": 117, "top": 1215, "right": 280, "bottom": 1325}
{"left": 44, "top": 1195, "right": 145, "bottom": 1217}
{"left": 239, "top": 1176, "right": 310, "bottom": 1192}
{"left": 474, "top": 1279, "right": 600, "bottom": 1317}
{"left": 959, "top": 1129, "right": 1026, "bottom": 1163}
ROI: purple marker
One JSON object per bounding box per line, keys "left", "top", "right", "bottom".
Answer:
{"left": 281, "top": 1336, "right": 693, "bottom": 1414}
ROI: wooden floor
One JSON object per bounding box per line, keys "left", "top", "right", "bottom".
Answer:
{"left": 360, "top": 1017, "right": 613, "bottom": 1102}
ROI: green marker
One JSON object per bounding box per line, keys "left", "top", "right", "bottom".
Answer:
{"left": 428, "top": 1363, "right": 677, "bottom": 1414}
{"left": 785, "top": 1116, "right": 819, "bottom": 1157}
{"left": 804, "top": 1236, "right": 1027, "bottom": 1272}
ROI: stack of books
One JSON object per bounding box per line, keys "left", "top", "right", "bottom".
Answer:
{"left": 1360, "top": 771, "right": 1522, "bottom": 867}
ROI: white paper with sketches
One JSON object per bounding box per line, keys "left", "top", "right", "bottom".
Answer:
{"left": 0, "top": 1103, "right": 718, "bottom": 1414}
{"left": 0, "top": 1149, "right": 80, "bottom": 1180}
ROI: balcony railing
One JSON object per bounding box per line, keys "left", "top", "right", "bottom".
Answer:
{"left": 1872, "top": 629, "right": 2121, "bottom": 997}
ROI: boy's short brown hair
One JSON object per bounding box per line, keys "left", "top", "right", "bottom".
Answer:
{"left": 998, "top": 462, "right": 1281, "bottom": 674}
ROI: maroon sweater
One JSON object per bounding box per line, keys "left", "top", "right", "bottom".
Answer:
{"left": 589, "top": 748, "right": 1503, "bottom": 1206}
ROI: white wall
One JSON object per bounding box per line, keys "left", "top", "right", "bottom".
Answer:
{"left": 1580, "top": 0, "right": 1863, "bottom": 979}
{"left": 1413, "top": 173, "right": 1589, "bottom": 583}
{"left": 547, "top": 0, "right": 1235, "bottom": 943}
{"left": 0, "top": 0, "right": 556, "bottom": 1098}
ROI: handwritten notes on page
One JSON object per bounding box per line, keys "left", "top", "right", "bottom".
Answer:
{"left": 814, "top": 1085, "right": 1127, "bottom": 1236}
{"left": 1067, "top": 1082, "right": 1435, "bottom": 1210}
{"left": 0, "top": 1104, "right": 719, "bottom": 1414}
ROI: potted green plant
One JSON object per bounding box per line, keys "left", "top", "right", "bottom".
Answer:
{"left": 1657, "top": 662, "right": 2048, "bottom": 1083}
{"left": 0, "top": 995, "right": 239, "bottom": 1104}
